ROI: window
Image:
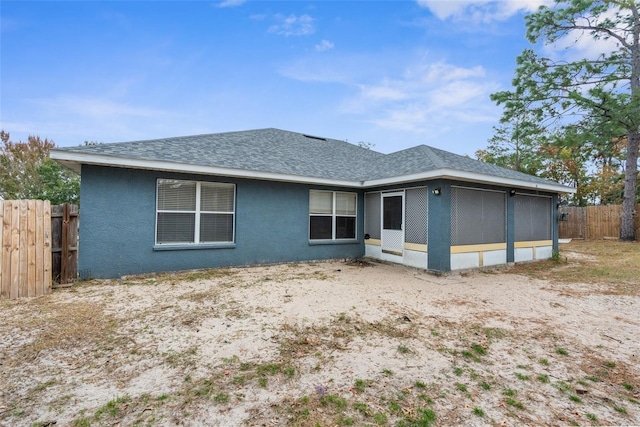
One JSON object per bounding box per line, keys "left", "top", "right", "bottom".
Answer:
{"left": 156, "top": 179, "right": 235, "bottom": 245}
{"left": 364, "top": 192, "right": 381, "bottom": 239}
{"left": 514, "top": 195, "right": 552, "bottom": 241}
{"left": 309, "top": 190, "right": 357, "bottom": 240}
{"left": 405, "top": 187, "right": 428, "bottom": 245}
{"left": 451, "top": 187, "right": 505, "bottom": 245}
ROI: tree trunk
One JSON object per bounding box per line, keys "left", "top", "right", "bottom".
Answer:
{"left": 620, "top": 131, "right": 639, "bottom": 241}
{"left": 622, "top": 3, "right": 639, "bottom": 241}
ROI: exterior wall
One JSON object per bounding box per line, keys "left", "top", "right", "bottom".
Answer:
{"left": 450, "top": 244, "right": 508, "bottom": 270}
{"left": 514, "top": 241, "right": 553, "bottom": 262}
{"left": 78, "top": 165, "right": 364, "bottom": 278}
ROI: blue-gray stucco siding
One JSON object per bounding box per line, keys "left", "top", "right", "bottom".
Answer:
{"left": 79, "top": 165, "right": 365, "bottom": 279}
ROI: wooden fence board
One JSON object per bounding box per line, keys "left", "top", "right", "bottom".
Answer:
{"left": 19, "top": 202, "right": 29, "bottom": 298}
{"left": 43, "top": 201, "right": 52, "bottom": 293}
{"left": 0, "top": 202, "right": 8, "bottom": 300}
{"left": 559, "top": 204, "right": 639, "bottom": 240}
{"left": 0, "top": 200, "right": 53, "bottom": 300}
{"left": 10, "top": 202, "right": 20, "bottom": 299}
{"left": 27, "top": 201, "right": 36, "bottom": 297}
{"left": 35, "top": 201, "right": 45, "bottom": 296}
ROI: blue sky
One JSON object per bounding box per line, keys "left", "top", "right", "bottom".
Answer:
{"left": 1, "top": 1, "right": 554, "bottom": 155}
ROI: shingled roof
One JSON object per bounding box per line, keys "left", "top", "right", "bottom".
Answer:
{"left": 51, "top": 128, "right": 574, "bottom": 193}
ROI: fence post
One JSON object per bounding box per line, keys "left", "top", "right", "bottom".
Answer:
{"left": 61, "top": 203, "right": 69, "bottom": 284}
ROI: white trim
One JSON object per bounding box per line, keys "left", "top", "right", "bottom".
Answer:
{"left": 366, "top": 168, "right": 575, "bottom": 193}
{"left": 51, "top": 151, "right": 576, "bottom": 194}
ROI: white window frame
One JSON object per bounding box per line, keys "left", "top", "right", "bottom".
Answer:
{"left": 309, "top": 190, "right": 357, "bottom": 241}
{"left": 155, "top": 179, "right": 235, "bottom": 245}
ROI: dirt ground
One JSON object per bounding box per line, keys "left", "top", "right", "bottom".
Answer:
{"left": 1, "top": 242, "right": 639, "bottom": 427}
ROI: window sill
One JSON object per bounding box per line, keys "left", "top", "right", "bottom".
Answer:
{"left": 309, "top": 239, "right": 359, "bottom": 246}
{"left": 153, "top": 243, "right": 236, "bottom": 251}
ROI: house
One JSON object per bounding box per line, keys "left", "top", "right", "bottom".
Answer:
{"left": 50, "top": 128, "right": 575, "bottom": 279}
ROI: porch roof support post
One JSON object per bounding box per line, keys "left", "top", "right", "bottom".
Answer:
{"left": 427, "top": 180, "right": 451, "bottom": 272}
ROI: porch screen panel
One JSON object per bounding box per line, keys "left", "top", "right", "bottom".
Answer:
{"left": 405, "top": 187, "right": 428, "bottom": 245}
{"left": 364, "top": 192, "right": 381, "bottom": 239}
{"left": 514, "top": 195, "right": 552, "bottom": 241}
{"left": 451, "top": 187, "right": 506, "bottom": 246}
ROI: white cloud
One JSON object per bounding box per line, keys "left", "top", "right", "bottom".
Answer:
{"left": 315, "top": 39, "right": 334, "bottom": 52}
{"left": 268, "top": 14, "right": 315, "bottom": 37}
{"left": 416, "top": 0, "right": 553, "bottom": 22}
{"left": 216, "top": 0, "right": 246, "bottom": 8}
{"left": 31, "top": 96, "right": 165, "bottom": 119}
{"left": 279, "top": 53, "right": 499, "bottom": 136}
{"left": 345, "top": 61, "right": 498, "bottom": 133}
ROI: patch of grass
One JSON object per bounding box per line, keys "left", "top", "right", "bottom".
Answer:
{"left": 471, "top": 344, "right": 486, "bottom": 355}
{"left": 414, "top": 381, "right": 426, "bottom": 389}
{"left": 353, "top": 379, "right": 369, "bottom": 393}
{"left": 537, "top": 374, "right": 550, "bottom": 383}
{"left": 258, "top": 377, "right": 268, "bottom": 388}
{"left": 569, "top": 395, "right": 582, "bottom": 403}
{"left": 479, "top": 381, "right": 491, "bottom": 390}
{"left": 353, "top": 402, "right": 369, "bottom": 415}
{"left": 505, "top": 398, "right": 525, "bottom": 410}
{"left": 554, "top": 381, "right": 571, "bottom": 393}
{"left": 629, "top": 397, "right": 640, "bottom": 405}
{"left": 213, "top": 393, "right": 229, "bottom": 404}
{"left": 94, "top": 395, "right": 131, "bottom": 419}
{"left": 455, "top": 383, "right": 467, "bottom": 392}
{"left": 515, "top": 372, "right": 530, "bottom": 381}
{"left": 321, "top": 394, "right": 348, "bottom": 411}
{"left": 622, "top": 382, "right": 633, "bottom": 391}
{"left": 539, "top": 357, "right": 549, "bottom": 366}
{"left": 72, "top": 419, "right": 91, "bottom": 427}
{"left": 418, "top": 393, "right": 433, "bottom": 404}
{"left": 388, "top": 400, "right": 402, "bottom": 414}
{"left": 502, "top": 388, "right": 517, "bottom": 397}
{"left": 453, "top": 367, "right": 464, "bottom": 376}
{"left": 556, "top": 348, "right": 569, "bottom": 356}
{"left": 283, "top": 365, "right": 296, "bottom": 378}
{"left": 231, "top": 375, "right": 246, "bottom": 385}
{"left": 256, "top": 363, "right": 281, "bottom": 376}
{"left": 398, "top": 408, "right": 436, "bottom": 427}
{"left": 373, "top": 412, "right": 388, "bottom": 425}
{"left": 510, "top": 241, "right": 640, "bottom": 295}
{"left": 397, "top": 344, "right": 411, "bottom": 354}
{"left": 192, "top": 380, "right": 215, "bottom": 398}
{"left": 484, "top": 327, "right": 507, "bottom": 340}
{"left": 382, "top": 368, "right": 394, "bottom": 376}
{"left": 604, "top": 360, "right": 616, "bottom": 368}
{"left": 613, "top": 405, "right": 627, "bottom": 414}
{"left": 586, "top": 413, "right": 597, "bottom": 422}
{"left": 473, "top": 407, "right": 485, "bottom": 417}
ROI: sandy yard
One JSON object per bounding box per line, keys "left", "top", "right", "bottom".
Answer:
{"left": 0, "top": 243, "right": 638, "bottom": 427}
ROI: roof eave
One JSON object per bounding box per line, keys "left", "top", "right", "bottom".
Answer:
{"left": 361, "top": 168, "right": 576, "bottom": 194}
{"left": 50, "top": 150, "right": 577, "bottom": 194}
{"left": 49, "top": 150, "right": 360, "bottom": 188}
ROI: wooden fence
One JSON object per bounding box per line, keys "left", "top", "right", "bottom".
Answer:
{"left": 559, "top": 204, "right": 640, "bottom": 240}
{"left": 51, "top": 203, "right": 79, "bottom": 285}
{"left": 1, "top": 200, "right": 52, "bottom": 300}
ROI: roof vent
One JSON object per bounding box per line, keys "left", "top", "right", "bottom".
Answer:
{"left": 302, "top": 134, "right": 327, "bottom": 141}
